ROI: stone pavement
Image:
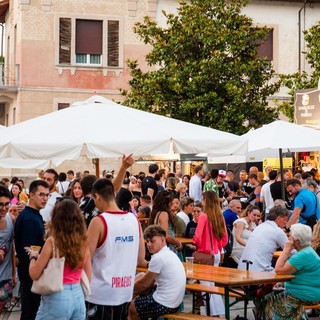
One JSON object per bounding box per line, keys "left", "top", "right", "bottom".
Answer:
{"left": 3, "top": 295, "right": 320, "bottom": 319}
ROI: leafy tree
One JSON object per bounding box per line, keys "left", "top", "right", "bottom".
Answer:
{"left": 278, "top": 23, "right": 320, "bottom": 121}
{"left": 121, "top": 0, "right": 281, "bottom": 135}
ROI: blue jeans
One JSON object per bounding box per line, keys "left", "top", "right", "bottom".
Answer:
{"left": 36, "top": 283, "right": 85, "bottom": 320}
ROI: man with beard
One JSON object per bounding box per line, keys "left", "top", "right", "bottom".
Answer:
{"left": 40, "top": 169, "right": 60, "bottom": 222}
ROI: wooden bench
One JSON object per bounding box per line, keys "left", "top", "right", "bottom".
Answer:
{"left": 186, "top": 283, "right": 244, "bottom": 315}
{"left": 186, "top": 283, "right": 244, "bottom": 298}
{"left": 162, "top": 312, "right": 221, "bottom": 319}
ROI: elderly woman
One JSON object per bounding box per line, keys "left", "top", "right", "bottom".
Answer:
{"left": 263, "top": 223, "right": 320, "bottom": 320}
{"left": 303, "top": 178, "right": 320, "bottom": 200}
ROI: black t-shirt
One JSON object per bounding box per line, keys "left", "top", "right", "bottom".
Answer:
{"left": 116, "top": 187, "right": 132, "bottom": 211}
{"left": 141, "top": 176, "right": 158, "bottom": 199}
{"left": 270, "top": 181, "right": 291, "bottom": 208}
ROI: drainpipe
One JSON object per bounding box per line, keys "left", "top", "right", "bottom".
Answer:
{"left": 298, "top": 0, "right": 307, "bottom": 73}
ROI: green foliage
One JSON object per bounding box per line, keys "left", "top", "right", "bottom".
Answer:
{"left": 278, "top": 23, "right": 320, "bottom": 121}
{"left": 121, "top": 0, "right": 280, "bottom": 135}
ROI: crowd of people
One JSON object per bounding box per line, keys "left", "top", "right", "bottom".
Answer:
{"left": 0, "top": 161, "right": 320, "bottom": 319}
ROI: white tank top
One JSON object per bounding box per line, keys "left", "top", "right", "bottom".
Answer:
{"left": 87, "top": 211, "right": 140, "bottom": 305}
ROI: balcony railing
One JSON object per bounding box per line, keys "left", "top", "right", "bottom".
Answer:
{"left": 0, "top": 63, "right": 19, "bottom": 87}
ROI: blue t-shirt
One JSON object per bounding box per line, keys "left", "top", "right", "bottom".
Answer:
{"left": 285, "top": 247, "right": 320, "bottom": 302}
{"left": 294, "top": 189, "right": 319, "bottom": 223}
{"left": 223, "top": 209, "right": 238, "bottom": 231}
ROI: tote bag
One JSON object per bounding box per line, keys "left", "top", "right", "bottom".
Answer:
{"left": 31, "top": 238, "right": 65, "bottom": 295}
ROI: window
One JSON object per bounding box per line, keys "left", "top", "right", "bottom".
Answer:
{"left": 76, "top": 19, "right": 103, "bottom": 66}
{"left": 257, "top": 29, "right": 273, "bottom": 61}
{"left": 58, "top": 17, "right": 121, "bottom": 68}
{"left": 58, "top": 103, "right": 70, "bottom": 110}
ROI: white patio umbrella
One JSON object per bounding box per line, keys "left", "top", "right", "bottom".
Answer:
{"left": 0, "top": 96, "right": 246, "bottom": 166}
{"left": 0, "top": 125, "right": 62, "bottom": 168}
{"left": 242, "top": 120, "right": 320, "bottom": 199}
{"left": 244, "top": 120, "right": 320, "bottom": 153}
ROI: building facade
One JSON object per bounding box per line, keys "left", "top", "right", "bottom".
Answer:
{"left": 0, "top": 0, "right": 157, "bottom": 125}
{"left": 0, "top": 0, "right": 320, "bottom": 126}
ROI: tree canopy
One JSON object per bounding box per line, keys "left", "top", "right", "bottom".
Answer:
{"left": 278, "top": 23, "right": 320, "bottom": 121}
{"left": 121, "top": 0, "right": 280, "bottom": 135}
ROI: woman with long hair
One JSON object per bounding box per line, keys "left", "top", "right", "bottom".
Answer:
{"left": 193, "top": 191, "right": 228, "bottom": 317}
{"left": 65, "top": 179, "right": 83, "bottom": 204}
{"left": 10, "top": 183, "right": 23, "bottom": 206}
{"left": 149, "top": 190, "right": 183, "bottom": 254}
{"left": 27, "top": 199, "right": 92, "bottom": 320}
{"left": 129, "top": 195, "right": 140, "bottom": 215}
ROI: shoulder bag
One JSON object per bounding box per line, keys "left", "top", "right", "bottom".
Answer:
{"left": 31, "top": 238, "right": 65, "bottom": 295}
{"left": 80, "top": 270, "right": 91, "bottom": 298}
{"left": 192, "top": 225, "right": 214, "bottom": 265}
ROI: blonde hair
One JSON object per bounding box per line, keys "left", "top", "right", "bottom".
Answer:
{"left": 176, "top": 182, "right": 187, "bottom": 193}
{"left": 202, "top": 191, "right": 225, "bottom": 240}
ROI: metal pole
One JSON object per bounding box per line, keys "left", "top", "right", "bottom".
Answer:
{"left": 279, "top": 148, "right": 285, "bottom": 201}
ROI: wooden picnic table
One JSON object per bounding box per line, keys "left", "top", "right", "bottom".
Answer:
{"left": 176, "top": 237, "right": 194, "bottom": 245}
{"left": 137, "top": 262, "right": 294, "bottom": 320}
{"left": 186, "top": 263, "right": 294, "bottom": 320}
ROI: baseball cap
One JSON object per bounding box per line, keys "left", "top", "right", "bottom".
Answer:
{"left": 218, "top": 170, "right": 226, "bottom": 177}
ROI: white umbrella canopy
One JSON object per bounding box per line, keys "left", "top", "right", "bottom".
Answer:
{"left": 243, "top": 120, "right": 320, "bottom": 153}
{"left": 0, "top": 125, "right": 63, "bottom": 168}
{"left": 0, "top": 96, "right": 246, "bottom": 161}
{"left": 242, "top": 120, "right": 320, "bottom": 200}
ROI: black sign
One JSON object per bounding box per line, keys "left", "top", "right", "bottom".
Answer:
{"left": 294, "top": 88, "right": 320, "bottom": 128}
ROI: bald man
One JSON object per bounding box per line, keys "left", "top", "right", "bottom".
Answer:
{"left": 223, "top": 200, "right": 242, "bottom": 231}
{"left": 249, "top": 166, "right": 259, "bottom": 175}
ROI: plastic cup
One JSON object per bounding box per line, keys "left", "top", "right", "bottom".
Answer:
{"left": 30, "top": 246, "right": 41, "bottom": 252}
{"left": 185, "top": 257, "right": 194, "bottom": 273}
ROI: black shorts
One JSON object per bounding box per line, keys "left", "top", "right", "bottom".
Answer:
{"left": 86, "top": 301, "right": 129, "bottom": 320}
{"left": 134, "top": 293, "right": 179, "bottom": 320}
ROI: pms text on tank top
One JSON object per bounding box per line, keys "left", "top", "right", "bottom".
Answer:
{"left": 87, "top": 211, "right": 140, "bottom": 306}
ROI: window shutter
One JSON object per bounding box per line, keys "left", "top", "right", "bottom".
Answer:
{"left": 59, "top": 18, "right": 71, "bottom": 64}
{"left": 108, "top": 20, "right": 119, "bottom": 67}
{"left": 76, "top": 20, "right": 103, "bottom": 55}
{"left": 257, "top": 29, "right": 273, "bottom": 61}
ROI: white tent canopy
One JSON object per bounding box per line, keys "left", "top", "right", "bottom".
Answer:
{"left": 0, "top": 96, "right": 246, "bottom": 162}
{"left": 243, "top": 120, "right": 320, "bottom": 153}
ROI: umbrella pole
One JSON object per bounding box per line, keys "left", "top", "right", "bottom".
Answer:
{"left": 94, "top": 158, "right": 100, "bottom": 178}
{"left": 279, "top": 148, "right": 285, "bottom": 201}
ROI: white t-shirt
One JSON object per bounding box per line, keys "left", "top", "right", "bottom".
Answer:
{"left": 57, "top": 181, "right": 70, "bottom": 195}
{"left": 260, "top": 181, "right": 274, "bottom": 215}
{"left": 238, "top": 220, "right": 287, "bottom": 272}
{"left": 40, "top": 191, "right": 60, "bottom": 222}
{"left": 189, "top": 175, "right": 202, "bottom": 202}
{"left": 177, "top": 211, "right": 189, "bottom": 226}
{"left": 149, "top": 246, "right": 186, "bottom": 308}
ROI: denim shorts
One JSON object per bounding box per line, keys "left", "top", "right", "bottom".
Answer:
{"left": 35, "top": 283, "right": 85, "bottom": 320}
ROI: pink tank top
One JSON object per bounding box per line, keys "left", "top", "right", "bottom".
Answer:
{"left": 63, "top": 263, "right": 82, "bottom": 284}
